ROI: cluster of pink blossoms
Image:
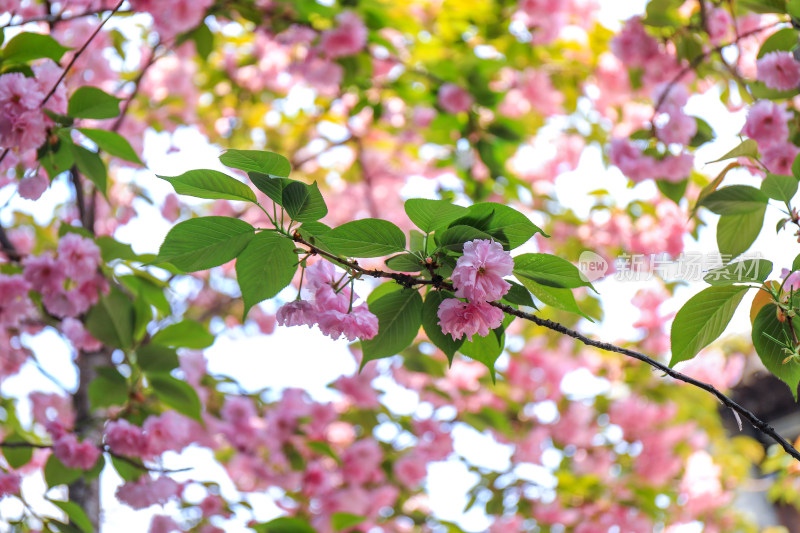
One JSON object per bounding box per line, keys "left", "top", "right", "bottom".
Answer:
{"left": 276, "top": 261, "right": 378, "bottom": 341}
{"left": 757, "top": 51, "right": 800, "bottom": 92}
{"left": 437, "top": 239, "right": 512, "bottom": 341}
{"left": 741, "top": 99, "right": 800, "bottom": 175}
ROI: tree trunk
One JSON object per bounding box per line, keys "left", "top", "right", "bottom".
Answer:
{"left": 68, "top": 349, "right": 110, "bottom": 530}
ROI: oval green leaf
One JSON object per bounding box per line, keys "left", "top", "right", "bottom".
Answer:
{"left": 670, "top": 285, "right": 749, "bottom": 367}
{"left": 703, "top": 259, "right": 773, "bottom": 286}
{"left": 155, "top": 217, "right": 255, "bottom": 272}
{"left": 404, "top": 199, "right": 468, "bottom": 233}
{"left": 220, "top": 149, "right": 291, "bottom": 177}
{"left": 236, "top": 231, "right": 298, "bottom": 318}
{"left": 158, "top": 169, "right": 257, "bottom": 203}
{"left": 321, "top": 219, "right": 406, "bottom": 257}
{"left": 361, "top": 288, "right": 423, "bottom": 365}
{"left": 67, "top": 86, "right": 122, "bottom": 119}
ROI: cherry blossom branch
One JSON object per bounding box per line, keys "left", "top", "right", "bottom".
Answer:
{"left": 292, "top": 234, "right": 800, "bottom": 463}
{"left": 0, "top": 441, "right": 191, "bottom": 474}
{"left": 0, "top": 0, "right": 126, "bottom": 168}
{"left": 652, "top": 20, "right": 783, "bottom": 115}
{"left": 1, "top": 8, "right": 133, "bottom": 28}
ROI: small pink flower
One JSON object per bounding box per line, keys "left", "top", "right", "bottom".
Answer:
{"left": 437, "top": 299, "right": 504, "bottom": 341}
{"left": 316, "top": 303, "right": 379, "bottom": 341}
{"left": 742, "top": 100, "right": 791, "bottom": 148}
{"left": 452, "top": 239, "right": 513, "bottom": 302}
{"left": 23, "top": 253, "right": 66, "bottom": 292}
{"left": 782, "top": 268, "right": 800, "bottom": 293}
{"left": 393, "top": 453, "right": 428, "bottom": 488}
{"left": 116, "top": 475, "right": 181, "bottom": 510}
{"left": 0, "top": 472, "right": 21, "bottom": 498}
{"left": 57, "top": 233, "right": 101, "bottom": 283}
{"left": 655, "top": 106, "right": 696, "bottom": 146}
{"left": 757, "top": 51, "right": 800, "bottom": 91}
{"left": 609, "top": 17, "right": 659, "bottom": 68}
{"left": 0, "top": 274, "right": 36, "bottom": 328}
{"left": 53, "top": 434, "right": 100, "bottom": 470}
{"left": 762, "top": 141, "right": 800, "bottom": 175}
{"left": 61, "top": 317, "right": 102, "bottom": 352}
{"left": 656, "top": 152, "right": 694, "bottom": 182}
{"left": 105, "top": 419, "right": 149, "bottom": 458}
{"left": 321, "top": 11, "right": 367, "bottom": 58}
{"left": 17, "top": 173, "right": 48, "bottom": 200}
{"left": 438, "top": 83, "right": 473, "bottom": 114}
{"left": 276, "top": 300, "right": 317, "bottom": 328}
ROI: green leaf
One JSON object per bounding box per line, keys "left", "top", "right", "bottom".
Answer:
{"left": 502, "top": 280, "right": 536, "bottom": 308}
{"left": 105, "top": 238, "right": 148, "bottom": 261}
{"left": 71, "top": 145, "right": 107, "bottom": 196}
{"left": 707, "top": 139, "right": 759, "bottom": 164}
{"left": 517, "top": 277, "right": 592, "bottom": 320}
{"left": 77, "top": 128, "right": 142, "bottom": 165}
{"left": 404, "top": 199, "right": 468, "bottom": 233}
{"left": 119, "top": 274, "right": 170, "bottom": 315}
{"left": 85, "top": 286, "right": 135, "bottom": 350}
{"left": 321, "top": 219, "right": 406, "bottom": 257}
{"left": 50, "top": 499, "right": 94, "bottom": 533}
{"left": 717, "top": 208, "right": 765, "bottom": 259}
{"left": 757, "top": 27, "right": 798, "bottom": 58}
{"left": 513, "top": 253, "right": 596, "bottom": 292}
{"left": 136, "top": 344, "right": 180, "bottom": 374}
{"left": 689, "top": 117, "right": 715, "bottom": 148}
{"left": 453, "top": 203, "right": 547, "bottom": 249}
{"left": 220, "top": 149, "right": 291, "bottom": 177}
{"left": 670, "top": 286, "right": 749, "bottom": 366}
{"left": 248, "top": 172, "right": 291, "bottom": 205}
{"left": 421, "top": 291, "right": 464, "bottom": 364}
{"left": 88, "top": 367, "right": 128, "bottom": 410}
{"left": 2, "top": 433, "right": 33, "bottom": 469}
{"left": 753, "top": 304, "right": 800, "bottom": 400}
{"left": 190, "top": 23, "right": 214, "bottom": 60}
{"left": 459, "top": 325, "right": 504, "bottom": 382}
{"left": 435, "top": 225, "right": 494, "bottom": 252}
{"left": 332, "top": 513, "right": 366, "bottom": 531}
{"left": 703, "top": 259, "right": 773, "bottom": 286}
{"left": 254, "top": 517, "right": 315, "bottom": 533}
{"left": 2, "top": 32, "right": 69, "bottom": 64}
{"left": 40, "top": 135, "right": 75, "bottom": 179}
{"left": 44, "top": 453, "right": 83, "bottom": 488}
{"left": 700, "top": 185, "right": 769, "bottom": 215}
{"left": 236, "top": 231, "right": 298, "bottom": 318}
{"left": 111, "top": 455, "right": 144, "bottom": 482}
{"left": 361, "top": 289, "right": 423, "bottom": 365}
{"left": 67, "top": 87, "right": 121, "bottom": 120}
{"left": 386, "top": 253, "right": 424, "bottom": 272}
{"left": 656, "top": 178, "right": 688, "bottom": 205}
{"left": 149, "top": 373, "right": 203, "bottom": 423}
{"left": 157, "top": 169, "right": 257, "bottom": 203}
{"left": 762, "top": 173, "right": 798, "bottom": 203}
{"left": 789, "top": 0, "right": 800, "bottom": 17}
{"left": 282, "top": 181, "right": 328, "bottom": 222}
{"left": 151, "top": 320, "right": 215, "bottom": 349}
{"left": 154, "top": 217, "right": 255, "bottom": 272}
{"left": 793, "top": 253, "right": 800, "bottom": 272}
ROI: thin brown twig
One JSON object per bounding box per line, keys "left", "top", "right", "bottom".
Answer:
{"left": 2, "top": 8, "right": 133, "bottom": 28}
{"left": 292, "top": 233, "right": 800, "bottom": 463}
{"left": 652, "top": 20, "right": 783, "bottom": 115}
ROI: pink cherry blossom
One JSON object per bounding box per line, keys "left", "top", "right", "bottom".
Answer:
{"left": 30, "top": 392, "right": 74, "bottom": 427}
{"left": 437, "top": 299, "right": 504, "bottom": 341}
{"left": 741, "top": 100, "right": 791, "bottom": 148}
{"left": 762, "top": 141, "right": 800, "bottom": 175}
{"left": 655, "top": 106, "right": 697, "bottom": 145}
{"left": 276, "top": 300, "right": 318, "bottom": 328}
{"left": 316, "top": 303, "right": 379, "bottom": 341}
{"left": 0, "top": 472, "right": 21, "bottom": 498}
{"left": 438, "top": 83, "right": 473, "bottom": 114}
{"left": 610, "top": 17, "right": 659, "bottom": 68}
{"left": 116, "top": 475, "right": 182, "bottom": 510}
{"left": 393, "top": 453, "right": 428, "bottom": 488}
{"left": 341, "top": 439, "right": 385, "bottom": 485}
{"left": 61, "top": 317, "right": 102, "bottom": 352}
{"left": 17, "top": 173, "right": 49, "bottom": 201}
{"left": 0, "top": 274, "right": 35, "bottom": 328}
{"left": 105, "top": 419, "right": 149, "bottom": 457}
{"left": 321, "top": 12, "right": 367, "bottom": 58}
{"left": 452, "top": 239, "right": 513, "bottom": 302}
{"left": 757, "top": 51, "right": 800, "bottom": 91}
{"left": 53, "top": 434, "right": 100, "bottom": 470}
{"left": 706, "top": 6, "right": 732, "bottom": 45}
{"left": 57, "top": 234, "right": 102, "bottom": 283}
{"left": 781, "top": 267, "right": 800, "bottom": 293}
{"left": 149, "top": 515, "right": 181, "bottom": 533}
